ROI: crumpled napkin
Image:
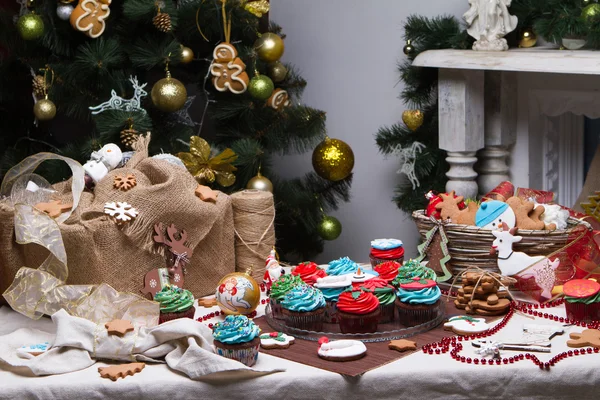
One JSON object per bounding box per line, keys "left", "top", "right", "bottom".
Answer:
{"left": 0, "top": 309, "right": 282, "bottom": 379}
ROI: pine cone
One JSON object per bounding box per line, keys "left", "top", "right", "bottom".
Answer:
{"left": 120, "top": 127, "right": 139, "bottom": 149}
{"left": 153, "top": 12, "right": 172, "bottom": 33}
{"left": 32, "top": 75, "right": 46, "bottom": 98}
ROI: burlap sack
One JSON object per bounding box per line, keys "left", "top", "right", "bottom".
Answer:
{"left": 0, "top": 138, "right": 234, "bottom": 303}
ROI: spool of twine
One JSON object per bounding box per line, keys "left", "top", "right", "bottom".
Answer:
{"left": 231, "top": 190, "right": 276, "bottom": 282}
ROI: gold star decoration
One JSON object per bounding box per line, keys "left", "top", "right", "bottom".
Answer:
{"left": 581, "top": 191, "right": 600, "bottom": 222}
{"left": 177, "top": 136, "right": 238, "bottom": 187}
{"left": 195, "top": 184, "right": 218, "bottom": 202}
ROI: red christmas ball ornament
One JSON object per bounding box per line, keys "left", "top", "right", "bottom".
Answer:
{"left": 425, "top": 190, "right": 466, "bottom": 219}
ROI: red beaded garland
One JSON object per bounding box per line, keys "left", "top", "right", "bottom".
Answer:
{"left": 421, "top": 298, "right": 600, "bottom": 370}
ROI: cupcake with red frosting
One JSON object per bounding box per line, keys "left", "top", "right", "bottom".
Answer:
{"left": 370, "top": 239, "right": 404, "bottom": 267}
{"left": 336, "top": 288, "right": 380, "bottom": 333}
{"left": 563, "top": 279, "right": 600, "bottom": 323}
{"left": 292, "top": 262, "right": 327, "bottom": 286}
{"left": 395, "top": 276, "right": 441, "bottom": 327}
{"left": 353, "top": 278, "right": 396, "bottom": 323}
{"left": 373, "top": 261, "right": 401, "bottom": 285}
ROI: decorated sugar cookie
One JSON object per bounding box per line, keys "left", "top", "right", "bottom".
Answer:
{"left": 443, "top": 316, "right": 490, "bottom": 336}
{"left": 475, "top": 200, "right": 516, "bottom": 230}
{"left": 70, "top": 0, "right": 112, "bottom": 38}
{"left": 317, "top": 336, "right": 367, "bottom": 362}
{"left": 267, "top": 88, "right": 290, "bottom": 111}
{"left": 210, "top": 43, "right": 249, "bottom": 94}
{"left": 17, "top": 342, "right": 50, "bottom": 358}
{"left": 259, "top": 332, "right": 295, "bottom": 349}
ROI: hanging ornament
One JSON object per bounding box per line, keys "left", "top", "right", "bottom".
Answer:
{"left": 17, "top": 12, "right": 45, "bottom": 40}
{"left": 56, "top": 1, "right": 74, "bottom": 21}
{"left": 267, "top": 61, "right": 288, "bottom": 83}
{"left": 267, "top": 88, "right": 290, "bottom": 111}
{"left": 246, "top": 167, "right": 273, "bottom": 192}
{"left": 33, "top": 66, "right": 56, "bottom": 122}
{"left": 180, "top": 45, "right": 194, "bottom": 64}
{"left": 241, "top": 0, "right": 270, "bottom": 18}
{"left": 90, "top": 76, "right": 147, "bottom": 115}
{"left": 518, "top": 28, "right": 537, "bottom": 48}
{"left": 120, "top": 119, "right": 139, "bottom": 149}
{"left": 403, "top": 39, "right": 415, "bottom": 55}
{"left": 254, "top": 32, "right": 285, "bottom": 62}
{"left": 70, "top": 0, "right": 112, "bottom": 38}
{"left": 153, "top": 6, "right": 172, "bottom": 33}
{"left": 248, "top": 74, "right": 274, "bottom": 101}
{"left": 177, "top": 136, "right": 238, "bottom": 187}
{"left": 32, "top": 75, "right": 46, "bottom": 98}
{"left": 215, "top": 268, "right": 261, "bottom": 315}
{"left": 582, "top": 3, "right": 600, "bottom": 21}
{"left": 151, "top": 61, "right": 187, "bottom": 112}
{"left": 312, "top": 137, "right": 355, "bottom": 181}
{"left": 402, "top": 109, "right": 424, "bottom": 132}
{"left": 209, "top": 2, "right": 249, "bottom": 94}
{"left": 318, "top": 215, "right": 342, "bottom": 241}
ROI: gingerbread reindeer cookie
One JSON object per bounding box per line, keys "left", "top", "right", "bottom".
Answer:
{"left": 506, "top": 197, "right": 553, "bottom": 230}
{"left": 435, "top": 191, "right": 478, "bottom": 225}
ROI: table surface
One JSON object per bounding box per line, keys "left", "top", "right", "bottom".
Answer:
{"left": 1, "top": 302, "right": 599, "bottom": 400}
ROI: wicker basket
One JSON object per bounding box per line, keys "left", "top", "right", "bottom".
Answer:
{"left": 412, "top": 209, "right": 593, "bottom": 276}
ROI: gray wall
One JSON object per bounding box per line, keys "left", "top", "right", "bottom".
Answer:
{"left": 271, "top": 0, "right": 465, "bottom": 263}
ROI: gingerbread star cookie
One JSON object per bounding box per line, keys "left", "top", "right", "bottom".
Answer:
{"left": 98, "top": 362, "right": 145, "bottom": 381}
{"left": 567, "top": 329, "right": 600, "bottom": 349}
{"left": 105, "top": 319, "right": 134, "bottom": 337}
{"left": 195, "top": 184, "right": 218, "bottom": 202}
{"left": 388, "top": 339, "right": 417, "bottom": 352}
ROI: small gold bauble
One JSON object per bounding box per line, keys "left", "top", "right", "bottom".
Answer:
{"left": 312, "top": 137, "right": 355, "bottom": 182}
{"left": 268, "top": 61, "right": 288, "bottom": 83}
{"left": 254, "top": 32, "right": 285, "bottom": 62}
{"left": 151, "top": 76, "right": 187, "bottom": 112}
{"left": 246, "top": 172, "right": 273, "bottom": 192}
{"left": 582, "top": 3, "right": 600, "bottom": 21}
{"left": 248, "top": 75, "right": 274, "bottom": 101}
{"left": 215, "top": 269, "right": 261, "bottom": 315}
{"left": 180, "top": 46, "right": 194, "bottom": 64}
{"left": 17, "top": 13, "right": 44, "bottom": 41}
{"left": 403, "top": 40, "right": 415, "bottom": 55}
{"left": 518, "top": 28, "right": 537, "bottom": 48}
{"left": 318, "top": 215, "right": 342, "bottom": 241}
{"left": 33, "top": 98, "right": 56, "bottom": 121}
{"left": 402, "top": 109, "right": 424, "bottom": 132}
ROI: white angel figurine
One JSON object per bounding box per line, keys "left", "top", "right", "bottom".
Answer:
{"left": 464, "top": 0, "right": 518, "bottom": 51}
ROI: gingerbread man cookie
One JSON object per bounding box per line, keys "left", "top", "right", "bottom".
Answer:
{"left": 98, "top": 362, "right": 145, "bottom": 381}
{"left": 70, "top": 0, "right": 112, "bottom": 38}
{"left": 210, "top": 43, "right": 249, "bottom": 94}
{"left": 567, "top": 329, "right": 600, "bottom": 349}
{"left": 35, "top": 200, "right": 73, "bottom": 218}
{"left": 260, "top": 332, "right": 295, "bottom": 349}
{"left": 506, "top": 197, "right": 550, "bottom": 230}
{"left": 267, "top": 88, "right": 290, "bottom": 111}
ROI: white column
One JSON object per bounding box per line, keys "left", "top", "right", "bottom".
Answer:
{"left": 477, "top": 71, "right": 517, "bottom": 195}
{"left": 438, "top": 68, "right": 485, "bottom": 199}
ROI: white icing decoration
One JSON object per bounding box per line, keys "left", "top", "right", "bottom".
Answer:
{"left": 318, "top": 340, "right": 367, "bottom": 359}
{"left": 314, "top": 275, "right": 352, "bottom": 289}
{"left": 370, "top": 238, "right": 403, "bottom": 250}
{"left": 444, "top": 316, "right": 489, "bottom": 334}
{"left": 260, "top": 333, "right": 295, "bottom": 348}
{"left": 391, "top": 142, "right": 426, "bottom": 190}
{"left": 213, "top": 43, "right": 237, "bottom": 62}
{"left": 89, "top": 76, "right": 147, "bottom": 115}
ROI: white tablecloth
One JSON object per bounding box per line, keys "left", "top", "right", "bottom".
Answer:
{"left": 1, "top": 303, "right": 599, "bottom": 400}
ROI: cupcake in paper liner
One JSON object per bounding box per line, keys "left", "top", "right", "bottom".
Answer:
{"left": 269, "top": 274, "right": 303, "bottom": 319}
{"left": 353, "top": 278, "right": 396, "bottom": 323}
{"left": 212, "top": 315, "right": 261, "bottom": 367}
{"left": 563, "top": 279, "right": 600, "bottom": 324}
{"left": 395, "top": 277, "right": 441, "bottom": 327}
{"left": 281, "top": 284, "right": 326, "bottom": 331}
{"left": 314, "top": 275, "right": 352, "bottom": 323}
{"left": 336, "top": 288, "right": 380, "bottom": 333}
{"left": 155, "top": 285, "right": 196, "bottom": 324}
{"left": 292, "top": 261, "right": 327, "bottom": 286}
{"left": 369, "top": 239, "right": 404, "bottom": 267}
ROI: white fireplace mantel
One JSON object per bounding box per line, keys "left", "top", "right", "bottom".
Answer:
{"left": 412, "top": 48, "right": 600, "bottom": 200}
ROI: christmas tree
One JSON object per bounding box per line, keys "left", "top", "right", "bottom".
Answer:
{"left": 0, "top": 0, "right": 352, "bottom": 259}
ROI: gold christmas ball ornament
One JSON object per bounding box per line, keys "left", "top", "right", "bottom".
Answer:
{"left": 215, "top": 269, "right": 261, "bottom": 315}
{"left": 248, "top": 75, "right": 274, "bottom": 101}
{"left": 33, "top": 98, "right": 56, "bottom": 121}
{"left": 403, "top": 40, "right": 415, "bottom": 55}
{"left": 518, "top": 28, "right": 537, "bottom": 48}
{"left": 151, "top": 73, "right": 187, "bottom": 112}
{"left": 17, "top": 13, "right": 45, "bottom": 41}
{"left": 582, "top": 3, "right": 600, "bottom": 21}
{"left": 402, "top": 109, "right": 424, "bottom": 132}
{"left": 246, "top": 171, "right": 273, "bottom": 192}
{"left": 254, "top": 32, "right": 285, "bottom": 62}
{"left": 180, "top": 46, "right": 194, "bottom": 64}
{"left": 268, "top": 61, "right": 288, "bottom": 83}
{"left": 318, "top": 215, "right": 342, "bottom": 241}
{"left": 312, "top": 137, "right": 355, "bottom": 181}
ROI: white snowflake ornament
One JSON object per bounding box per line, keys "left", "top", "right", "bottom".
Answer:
{"left": 104, "top": 201, "right": 139, "bottom": 223}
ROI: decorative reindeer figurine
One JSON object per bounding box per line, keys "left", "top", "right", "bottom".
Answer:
{"left": 491, "top": 222, "right": 560, "bottom": 300}
{"left": 141, "top": 222, "right": 193, "bottom": 299}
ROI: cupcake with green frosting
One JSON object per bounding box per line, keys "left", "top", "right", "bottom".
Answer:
{"left": 213, "top": 315, "right": 261, "bottom": 367}
{"left": 354, "top": 278, "right": 396, "bottom": 323}
{"left": 269, "top": 274, "right": 303, "bottom": 319}
{"left": 154, "top": 285, "right": 196, "bottom": 324}
{"left": 392, "top": 259, "right": 437, "bottom": 287}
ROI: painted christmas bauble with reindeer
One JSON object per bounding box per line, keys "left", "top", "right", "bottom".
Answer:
{"left": 216, "top": 269, "right": 261, "bottom": 315}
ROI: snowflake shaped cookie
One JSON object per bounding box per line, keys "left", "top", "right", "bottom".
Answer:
{"left": 104, "top": 201, "right": 139, "bottom": 223}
